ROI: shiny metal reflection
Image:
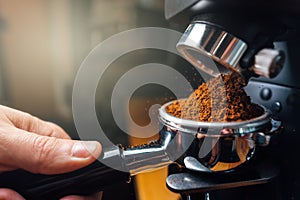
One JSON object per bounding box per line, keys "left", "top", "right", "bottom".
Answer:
{"left": 100, "top": 101, "right": 281, "bottom": 174}
{"left": 158, "top": 100, "right": 282, "bottom": 172}
{"left": 177, "top": 22, "right": 247, "bottom": 77}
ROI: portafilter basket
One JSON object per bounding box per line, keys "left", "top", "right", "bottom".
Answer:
{"left": 158, "top": 100, "right": 283, "bottom": 173}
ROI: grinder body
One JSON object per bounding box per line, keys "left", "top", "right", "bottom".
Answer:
{"left": 165, "top": 0, "right": 300, "bottom": 199}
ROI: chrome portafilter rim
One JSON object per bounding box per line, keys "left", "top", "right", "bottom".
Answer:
{"left": 176, "top": 22, "right": 248, "bottom": 77}
{"left": 158, "top": 100, "right": 282, "bottom": 173}
{"left": 99, "top": 100, "right": 281, "bottom": 174}
{"left": 159, "top": 100, "right": 272, "bottom": 137}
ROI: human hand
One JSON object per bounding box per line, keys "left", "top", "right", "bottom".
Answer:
{"left": 0, "top": 105, "right": 102, "bottom": 200}
{"left": 0, "top": 188, "right": 103, "bottom": 200}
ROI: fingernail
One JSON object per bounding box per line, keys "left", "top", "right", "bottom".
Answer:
{"left": 71, "top": 141, "right": 100, "bottom": 158}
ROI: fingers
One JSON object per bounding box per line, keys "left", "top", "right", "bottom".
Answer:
{"left": 0, "top": 105, "right": 102, "bottom": 174}
{"left": 0, "top": 164, "right": 17, "bottom": 172}
{"left": 0, "top": 129, "right": 102, "bottom": 174}
{"left": 0, "top": 105, "right": 70, "bottom": 139}
{"left": 0, "top": 189, "right": 102, "bottom": 200}
{"left": 0, "top": 188, "right": 25, "bottom": 200}
{"left": 41, "top": 122, "right": 71, "bottom": 139}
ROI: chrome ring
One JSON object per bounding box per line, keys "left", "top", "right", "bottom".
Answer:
{"left": 159, "top": 100, "right": 272, "bottom": 136}
{"left": 177, "top": 22, "right": 248, "bottom": 77}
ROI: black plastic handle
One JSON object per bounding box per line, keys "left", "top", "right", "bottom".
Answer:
{"left": 0, "top": 160, "right": 130, "bottom": 200}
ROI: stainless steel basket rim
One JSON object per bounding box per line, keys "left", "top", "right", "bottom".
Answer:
{"left": 159, "top": 100, "right": 272, "bottom": 136}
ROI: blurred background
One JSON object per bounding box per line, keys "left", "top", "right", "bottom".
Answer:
{"left": 0, "top": 0, "right": 202, "bottom": 199}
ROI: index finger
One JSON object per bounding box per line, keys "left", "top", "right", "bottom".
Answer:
{"left": 0, "top": 105, "right": 70, "bottom": 139}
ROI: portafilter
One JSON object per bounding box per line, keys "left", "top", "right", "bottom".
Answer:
{"left": 0, "top": 99, "right": 282, "bottom": 200}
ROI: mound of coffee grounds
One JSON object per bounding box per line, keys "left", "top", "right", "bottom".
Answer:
{"left": 166, "top": 73, "right": 263, "bottom": 122}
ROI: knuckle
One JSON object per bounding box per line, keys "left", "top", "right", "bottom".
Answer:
{"left": 45, "top": 122, "right": 69, "bottom": 139}
{"left": 19, "top": 112, "right": 34, "bottom": 130}
{"left": 31, "top": 136, "right": 58, "bottom": 173}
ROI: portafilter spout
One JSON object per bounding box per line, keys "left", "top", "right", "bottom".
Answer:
{"left": 101, "top": 128, "right": 180, "bottom": 176}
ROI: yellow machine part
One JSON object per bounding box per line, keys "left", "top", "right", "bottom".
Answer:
{"left": 129, "top": 98, "right": 180, "bottom": 200}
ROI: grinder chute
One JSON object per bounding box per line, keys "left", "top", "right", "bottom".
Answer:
{"left": 176, "top": 21, "right": 285, "bottom": 79}
{"left": 165, "top": 0, "right": 298, "bottom": 80}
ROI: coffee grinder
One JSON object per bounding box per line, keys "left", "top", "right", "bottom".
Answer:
{"left": 164, "top": 0, "right": 300, "bottom": 199}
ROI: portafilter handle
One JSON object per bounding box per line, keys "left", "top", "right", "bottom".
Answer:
{"left": 0, "top": 159, "right": 129, "bottom": 200}
{"left": 0, "top": 130, "right": 176, "bottom": 200}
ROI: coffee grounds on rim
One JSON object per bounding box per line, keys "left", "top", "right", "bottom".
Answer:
{"left": 166, "top": 73, "right": 263, "bottom": 122}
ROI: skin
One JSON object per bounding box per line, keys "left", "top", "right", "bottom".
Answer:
{"left": 0, "top": 105, "right": 103, "bottom": 200}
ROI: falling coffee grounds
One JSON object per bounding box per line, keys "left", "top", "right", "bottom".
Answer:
{"left": 166, "top": 73, "right": 263, "bottom": 122}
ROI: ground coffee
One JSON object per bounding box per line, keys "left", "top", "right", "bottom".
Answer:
{"left": 166, "top": 73, "right": 262, "bottom": 122}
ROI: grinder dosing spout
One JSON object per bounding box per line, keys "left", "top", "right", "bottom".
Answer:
{"left": 177, "top": 21, "right": 285, "bottom": 81}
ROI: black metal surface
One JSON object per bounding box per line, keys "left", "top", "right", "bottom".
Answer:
{"left": 165, "top": 0, "right": 300, "bottom": 33}
{"left": 166, "top": 157, "right": 279, "bottom": 194}
{"left": 165, "top": 0, "right": 300, "bottom": 74}
{"left": 245, "top": 81, "right": 300, "bottom": 134}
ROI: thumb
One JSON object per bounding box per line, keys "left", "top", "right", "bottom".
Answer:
{"left": 2, "top": 129, "right": 102, "bottom": 174}
{"left": 0, "top": 188, "right": 25, "bottom": 200}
